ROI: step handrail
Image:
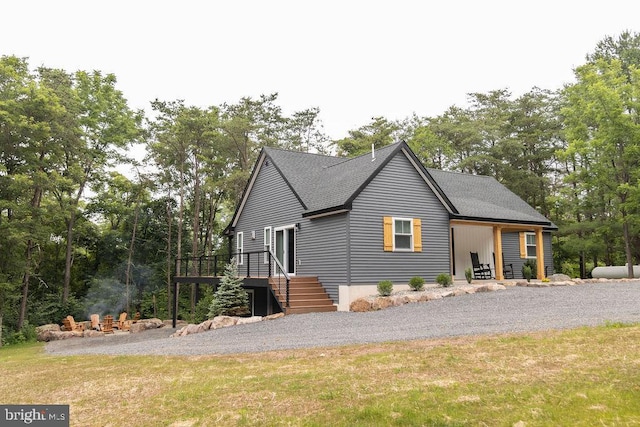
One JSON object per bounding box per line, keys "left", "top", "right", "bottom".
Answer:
{"left": 268, "top": 249, "right": 290, "bottom": 309}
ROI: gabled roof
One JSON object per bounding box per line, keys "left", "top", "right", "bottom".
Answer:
{"left": 427, "top": 169, "right": 557, "bottom": 228}
{"left": 264, "top": 142, "right": 405, "bottom": 216}
{"left": 228, "top": 141, "right": 556, "bottom": 231}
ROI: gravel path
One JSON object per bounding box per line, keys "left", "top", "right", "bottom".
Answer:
{"left": 45, "top": 281, "right": 640, "bottom": 356}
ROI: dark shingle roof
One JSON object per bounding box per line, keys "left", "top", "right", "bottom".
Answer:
{"left": 258, "top": 141, "right": 554, "bottom": 228}
{"left": 426, "top": 168, "right": 555, "bottom": 227}
{"left": 264, "top": 143, "right": 401, "bottom": 215}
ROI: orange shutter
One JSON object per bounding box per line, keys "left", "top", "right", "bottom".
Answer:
{"left": 383, "top": 216, "right": 393, "bottom": 251}
{"left": 413, "top": 218, "right": 422, "bottom": 252}
{"left": 519, "top": 232, "right": 526, "bottom": 258}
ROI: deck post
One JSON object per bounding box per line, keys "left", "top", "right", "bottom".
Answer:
{"left": 286, "top": 278, "right": 290, "bottom": 308}
{"left": 535, "top": 227, "right": 545, "bottom": 279}
{"left": 172, "top": 281, "right": 178, "bottom": 328}
{"left": 493, "top": 226, "right": 504, "bottom": 280}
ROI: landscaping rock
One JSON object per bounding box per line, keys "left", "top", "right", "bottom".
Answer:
{"left": 170, "top": 314, "right": 283, "bottom": 337}
{"left": 350, "top": 298, "right": 373, "bottom": 312}
{"left": 36, "top": 324, "right": 61, "bottom": 342}
{"left": 264, "top": 312, "right": 285, "bottom": 321}
{"left": 37, "top": 331, "right": 76, "bottom": 342}
{"left": 236, "top": 316, "right": 263, "bottom": 325}
{"left": 549, "top": 273, "right": 572, "bottom": 282}
{"left": 372, "top": 297, "right": 394, "bottom": 310}
{"left": 83, "top": 330, "right": 105, "bottom": 338}
{"left": 212, "top": 316, "right": 238, "bottom": 329}
{"left": 130, "top": 318, "right": 164, "bottom": 333}
{"left": 475, "top": 283, "right": 507, "bottom": 292}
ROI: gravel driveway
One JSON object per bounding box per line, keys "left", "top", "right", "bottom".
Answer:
{"left": 45, "top": 281, "right": 640, "bottom": 356}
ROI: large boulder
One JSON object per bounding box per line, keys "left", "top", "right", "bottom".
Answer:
{"left": 264, "top": 313, "right": 284, "bottom": 321}
{"left": 37, "top": 331, "right": 76, "bottom": 342}
{"left": 350, "top": 298, "right": 373, "bottom": 312}
{"left": 549, "top": 273, "right": 572, "bottom": 282}
{"left": 130, "top": 318, "right": 164, "bottom": 334}
{"left": 36, "top": 324, "right": 61, "bottom": 342}
{"left": 83, "top": 330, "right": 105, "bottom": 338}
{"left": 236, "top": 316, "right": 263, "bottom": 325}
{"left": 211, "top": 316, "right": 238, "bottom": 329}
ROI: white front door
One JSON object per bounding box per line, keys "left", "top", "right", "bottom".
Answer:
{"left": 274, "top": 225, "right": 296, "bottom": 275}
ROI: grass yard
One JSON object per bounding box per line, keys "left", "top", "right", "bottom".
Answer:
{"left": 1, "top": 323, "right": 639, "bottom": 426}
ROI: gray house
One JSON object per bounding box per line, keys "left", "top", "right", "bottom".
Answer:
{"left": 213, "top": 141, "right": 555, "bottom": 314}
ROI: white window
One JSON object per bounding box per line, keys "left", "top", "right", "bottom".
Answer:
{"left": 263, "top": 227, "right": 272, "bottom": 264}
{"left": 394, "top": 218, "right": 413, "bottom": 251}
{"left": 525, "top": 232, "right": 536, "bottom": 258}
{"left": 236, "top": 232, "right": 244, "bottom": 265}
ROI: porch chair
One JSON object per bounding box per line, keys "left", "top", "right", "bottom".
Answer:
{"left": 63, "top": 315, "right": 85, "bottom": 332}
{"left": 493, "top": 252, "right": 514, "bottom": 279}
{"left": 470, "top": 252, "right": 492, "bottom": 279}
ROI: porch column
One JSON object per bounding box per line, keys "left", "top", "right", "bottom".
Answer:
{"left": 535, "top": 228, "right": 545, "bottom": 279}
{"left": 493, "top": 226, "right": 504, "bottom": 280}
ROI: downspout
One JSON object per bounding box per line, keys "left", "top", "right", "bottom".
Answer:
{"left": 346, "top": 211, "right": 351, "bottom": 286}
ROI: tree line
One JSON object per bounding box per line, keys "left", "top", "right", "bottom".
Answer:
{"left": 1, "top": 32, "right": 639, "bottom": 344}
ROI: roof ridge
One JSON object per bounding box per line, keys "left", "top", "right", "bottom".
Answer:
{"left": 263, "top": 146, "right": 336, "bottom": 159}
{"left": 428, "top": 168, "right": 494, "bottom": 179}
{"left": 325, "top": 141, "right": 402, "bottom": 169}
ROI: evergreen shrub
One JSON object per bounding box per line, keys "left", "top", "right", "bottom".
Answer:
{"left": 208, "top": 260, "right": 250, "bottom": 318}
{"left": 377, "top": 280, "right": 393, "bottom": 296}
{"left": 436, "top": 273, "right": 453, "bottom": 287}
{"left": 408, "top": 276, "right": 425, "bottom": 291}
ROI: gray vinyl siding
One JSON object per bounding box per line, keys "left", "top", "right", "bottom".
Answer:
{"left": 349, "top": 153, "right": 451, "bottom": 284}
{"left": 502, "top": 231, "right": 554, "bottom": 279}
{"left": 234, "top": 158, "right": 304, "bottom": 276}
{"left": 297, "top": 213, "right": 348, "bottom": 301}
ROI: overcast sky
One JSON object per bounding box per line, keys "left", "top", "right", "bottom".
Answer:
{"left": 2, "top": 1, "right": 639, "bottom": 139}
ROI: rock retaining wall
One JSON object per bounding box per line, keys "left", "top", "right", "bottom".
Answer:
{"left": 171, "top": 313, "right": 285, "bottom": 338}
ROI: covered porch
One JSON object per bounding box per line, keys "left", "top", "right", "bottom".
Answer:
{"left": 451, "top": 220, "right": 548, "bottom": 281}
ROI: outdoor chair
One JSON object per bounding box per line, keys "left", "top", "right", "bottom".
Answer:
{"left": 115, "top": 312, "right": 131, "bottom": 331}
{"left": 102, "top": 315, "right": 114, "bottom": 334}
{"left": 493, "top": 252, "right": 514, "bottom": 279}
{"left": 90, "top": 314, "right": 102, "bottom": 331}
{"left": 470, "top": 252, "right": 492, "bottom": 279}
{"left": 63, "top": 315, "right": 85, "bottom": 332}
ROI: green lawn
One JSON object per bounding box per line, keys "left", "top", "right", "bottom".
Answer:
{"left": 1, "top": 323, "right": 639, "bottom": 426}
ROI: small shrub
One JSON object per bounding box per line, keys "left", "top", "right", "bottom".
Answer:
{"left": 541, "top": 277, "right": 550, "bottom": 283}
{"left": 464, "top": 268, "right": 473, "bottom": 284}
{"left": 377, "top": 280, "right": 393, "bottom": 296}
{"left": 436, "top": 273, "right": 452, "bottom": 287}
{"left": 523, "top": 265, "right": 533, "bottom": 282}
{"left": 408, "top": 276, "right": 425, "bottom": 291}
{"left": 522, "top": 259, "right": 537, "bottom": 279}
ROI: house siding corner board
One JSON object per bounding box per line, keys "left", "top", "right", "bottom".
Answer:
{"left": 349, "top": 153, "right": 450, "bottom": 284}
{"left": 234, "top": 158, "right": 304, "bottom": 276}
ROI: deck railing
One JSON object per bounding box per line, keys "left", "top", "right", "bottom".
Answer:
{"left": 172, "top": 250, "right": 290, "bottom": 327}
